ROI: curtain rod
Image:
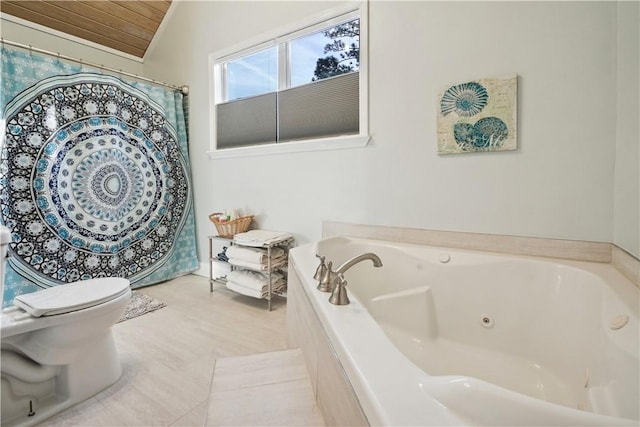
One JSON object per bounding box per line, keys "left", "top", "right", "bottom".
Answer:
{"left": 1, "top": 38, "right": 189, "bottom": 95}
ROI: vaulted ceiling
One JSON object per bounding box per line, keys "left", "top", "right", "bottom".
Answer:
{"left": 0, "top": 1, "right": 172, "bottom": 58}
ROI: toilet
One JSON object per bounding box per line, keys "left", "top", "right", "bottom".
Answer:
{"left": 0, "top": 225, "right": 131, "bottom": 426}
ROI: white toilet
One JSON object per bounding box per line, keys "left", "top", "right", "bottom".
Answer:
{"left": 0, "top": 225, "right": 132, "bottom": 426}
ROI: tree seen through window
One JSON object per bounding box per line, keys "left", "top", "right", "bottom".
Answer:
{"left": 312, "top": 19, "right": 360, "bottom": 81}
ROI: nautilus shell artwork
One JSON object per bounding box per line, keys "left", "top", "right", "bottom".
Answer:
{"left": 440, "top": 82, "right": 489, "bottom": 118}
{"left": 437, "top": 75, "right": 517, "bottom": 154}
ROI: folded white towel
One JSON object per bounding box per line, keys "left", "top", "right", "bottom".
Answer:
{"left": 226, "top": 246, "right": 284, "bottom": 264}
{"left": 227, "top": 270, "right": 283, "bottom": 292}
{"left": 228, "top": 254, "right": 287, "bottom": 271}
{"left": 233, "top": 230, "right": 292, "bottom": 247}
{"left": 227, "top": 281, "right": 263, "bottom": 299}
{"left": 226, "top": 279, "right": 286, "bottom": 299}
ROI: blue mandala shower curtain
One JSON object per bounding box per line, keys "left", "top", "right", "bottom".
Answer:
{"left": 1, "top": 47, "right": 198, "bottom": 306}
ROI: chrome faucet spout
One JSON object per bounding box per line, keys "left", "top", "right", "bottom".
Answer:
{"left": 335, "top": 253, "right": 383, "bottom": 275}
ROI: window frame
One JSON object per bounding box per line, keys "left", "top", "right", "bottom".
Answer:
{"left": 208, "top": 1, "right": 369, "bottom": 159}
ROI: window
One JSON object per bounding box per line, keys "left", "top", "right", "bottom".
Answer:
{"left": 226, "top": 46, "right": 278, "bottom": 101}
{"left": 209, "top": 3, "right": 368, "bottom": 157}
{"left": 289, "top": 19, "right": 359, "bottom": 88}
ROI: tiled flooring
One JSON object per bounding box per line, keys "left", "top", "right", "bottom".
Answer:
{"left": 37, "top": 274, "right": 324, "bottom": 426}
{"left": 206, "top": 349, "right": 323, "bottom": 426}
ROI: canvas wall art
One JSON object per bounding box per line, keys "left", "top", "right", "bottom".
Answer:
{"left": 437, "top": 75, "right": 517, "bottom": 154}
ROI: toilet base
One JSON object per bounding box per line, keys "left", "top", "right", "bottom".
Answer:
{"left": 1, "top": 329, "right": 123, "bottom": 427}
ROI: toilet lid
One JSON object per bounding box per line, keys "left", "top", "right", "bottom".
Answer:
{"left": 13, "top": 278, "right": 131, "bottom": 317}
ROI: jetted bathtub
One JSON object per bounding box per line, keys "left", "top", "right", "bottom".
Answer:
{"left": 288, "top": 236, "right": 639, "bottom": 426}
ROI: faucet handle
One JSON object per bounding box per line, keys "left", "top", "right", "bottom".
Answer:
{"left": 313, "top": 254, "right": 326, "bottom": 281}
{"left": 317, "top": 260, "right": 333, "bottom": 292}
{"left": 328, "top": 273, "right": 350, "bottom": 305}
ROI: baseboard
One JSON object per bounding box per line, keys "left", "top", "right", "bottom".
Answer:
{"left": 194, "top": 262, "right": 209, "bottom": 278}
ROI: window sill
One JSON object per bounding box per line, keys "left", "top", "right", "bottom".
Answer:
{"left": 207, "top": 134, "right": 370, "bottom": 159}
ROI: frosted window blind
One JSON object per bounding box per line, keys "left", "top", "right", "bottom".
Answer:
{"left": 279, "top": 72, "right": 359, "bottom": 141}
{"left": 216, "top": 93, "right": 277, "bottom": 149}
{"left": 216, "top": 72, "right": 359, "bottom": 148}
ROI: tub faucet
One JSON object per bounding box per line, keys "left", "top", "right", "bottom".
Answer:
{"left": 336, "top": 253, "right": 383, "bottom": 275}
{"left": 319, "top": 252, "right": 383, "bottom": 299}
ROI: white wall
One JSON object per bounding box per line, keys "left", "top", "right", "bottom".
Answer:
{"left": 614, "top": 1, "right": 640, "bottom": 257}
{"left": 145, "top": 0, "right": 637, "bottom": 260}
{"left": 3, "top": 2, "right": 635, "bottom": 261}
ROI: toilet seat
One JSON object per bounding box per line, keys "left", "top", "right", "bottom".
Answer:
{"left": 13, "top": 278, "right": 131, "bottom": 317}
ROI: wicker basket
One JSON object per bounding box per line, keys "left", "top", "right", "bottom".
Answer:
{"left": 209, "top": 213, "right": 253, "bottom": 238}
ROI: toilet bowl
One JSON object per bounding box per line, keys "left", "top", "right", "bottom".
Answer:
{"left": 0, "top": 226, "right": 132, "bottom": 426}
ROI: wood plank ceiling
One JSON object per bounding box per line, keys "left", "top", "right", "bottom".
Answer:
{"left": 0, "top": 1, "right": 172, "bottom": 58}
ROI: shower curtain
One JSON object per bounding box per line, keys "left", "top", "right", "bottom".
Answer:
{"left": 1, "top": 47, "right": 198, "bottom": 307}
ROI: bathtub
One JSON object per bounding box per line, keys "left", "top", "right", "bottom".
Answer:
{"left": 287, "top": 236, "right": 639, "bottom": 426}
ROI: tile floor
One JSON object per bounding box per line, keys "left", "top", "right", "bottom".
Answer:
{"left": 206, "top": 349, "right": 324, "bottom": 426}
{"left": 36, "top": 274, "right": 324, "bottom": 426}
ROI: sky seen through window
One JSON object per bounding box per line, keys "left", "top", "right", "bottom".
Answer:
{"left": 226, "top": 20, "right": 359, "bottom": 102}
